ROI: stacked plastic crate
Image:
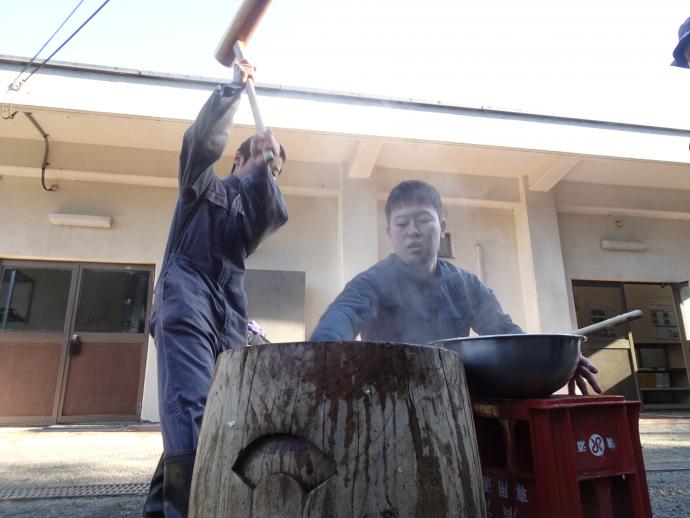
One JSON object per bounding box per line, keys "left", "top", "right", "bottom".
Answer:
{"left": 472, "top": 395, "right": 652, "bottom": 518}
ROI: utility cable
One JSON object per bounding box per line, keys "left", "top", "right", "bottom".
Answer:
{"left": 9, "top": 0, "right": 87, "bottom": 90}
{"left": 24, "top": 112, "right": 58, "bottom": 192}
{"left": 9, "top": 0, "right": 111, "bottom": 92}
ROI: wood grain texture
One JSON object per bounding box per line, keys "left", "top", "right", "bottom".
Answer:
{"left": 190, "top": 341, "right": 486, "bottom": 518}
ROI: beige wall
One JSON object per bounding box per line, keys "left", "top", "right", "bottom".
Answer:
{"left": 0, "top": 176, "right": 341, "bottom": 421}
{"left": 247, "top": 195, "right": 341, "bottom": 337}
{"left": 6, "top": 167, "right": 688, "bottom": 422}
{"left": 558, "top": 213, "right": 690, "bottom": 284}
{"left": 558, "top": 212, "right": 690, "bottom": 328}
{"left": 0, "top": 176, "right": 174, "bottom": 264}
{"left": 377, "top": 202, "right": 527, "bottom": 331}
{"left": 556, "top": 181, "right": 690, "bottom": 329}
{"left": 0, "top": 175, "right": 174, "bottom": 421}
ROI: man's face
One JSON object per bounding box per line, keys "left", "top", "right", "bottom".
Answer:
{"left": 386, "top": 203, "right": 446, "bottom": 269}
{"left": 232, "top": 146, "right": 284, "bottom": 179}
{"left": 684, "top": 41, "right": 690, "bottom": 67}
{"left": 232, "top": 151, "right": 250, "bottom": 179}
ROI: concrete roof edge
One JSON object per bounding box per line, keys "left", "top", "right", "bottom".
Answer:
{"left": 2, "top": 54, "right": 690, "bottom": 136}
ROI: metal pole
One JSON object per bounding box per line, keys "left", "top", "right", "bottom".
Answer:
{"left": 574, "top": 309, "right": 643, "bottom": 336}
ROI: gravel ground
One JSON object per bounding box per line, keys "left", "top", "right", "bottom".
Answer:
{"left": 0, "top": 425, "right": 160, "bottom": 517}
{"left": 647, "top": 470, "right": 690, "bottom": 517}
{"left": 640, "top": 415, "right": 690, "bottom": 517}
{"left": 0, "top": 414, "right": 688, "bottom": 517}
{"left": 0, "top": 495, "right": 145, "bottom": 517}
{"left": 0, "top": 425, "right": 162, "bottom": 489}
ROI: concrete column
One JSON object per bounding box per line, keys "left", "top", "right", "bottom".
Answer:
{"left": 339, "top": 167, "right": 379, "bottom": 286}
{"left": 514, "top": 176, "right": 572, "bottom": 332}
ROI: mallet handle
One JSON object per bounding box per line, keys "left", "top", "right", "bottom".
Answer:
{"left": 233, "top": 41, "right": 274, "bottom": 164}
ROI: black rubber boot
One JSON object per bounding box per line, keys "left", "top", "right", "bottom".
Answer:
{"left": 142, "top": 453, "right": 165, "bottom": 517}
{"left": 162, "top": 452, "right": 196, "bottom": 518}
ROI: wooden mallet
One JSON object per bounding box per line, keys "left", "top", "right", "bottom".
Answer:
{"left": 215, "top": 0, "right": 274, "bottom": 163}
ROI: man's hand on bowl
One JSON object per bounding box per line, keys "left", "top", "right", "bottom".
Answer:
{"left": 568, "top": 354, "right": 602, "bottom": 395}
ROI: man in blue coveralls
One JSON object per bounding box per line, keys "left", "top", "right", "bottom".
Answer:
{"left": 310, "top": 180, "right": 601, "bottom": 395}
{"left": 143, "top": 60, "right": 288, "bottom": 517}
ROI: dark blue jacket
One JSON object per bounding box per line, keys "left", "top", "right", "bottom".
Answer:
{"left": 311, "top": 254, "right": 522, "bottom": 344}
{"left": 151, "top": 83, "right": 288, "bottom": 353}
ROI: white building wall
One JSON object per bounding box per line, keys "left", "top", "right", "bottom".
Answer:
{"left": 4, "top": 165, "right": 688, "bottom": 421}
{"left": 556, "top": 182, "right": 690, "bottom": 325}
{"left": 0, "top": 176, "right": 174, "bottom": 264}
{"left": 558, "top": 213, "right": 690, "bottom": 284}
{"left": 559, "top": 212, "right": 690, "bottom": 335}
{"left": 246, "top": 195, "right": 341, "bottom": 337}
{"left": 514, "top": 177, "right": 572, "bottom": 333}
{"left": 0, "top": 176, "right": 173, "bottom": 421}
{"left": 0, "top": 175, "right": 341, "bottom": 422}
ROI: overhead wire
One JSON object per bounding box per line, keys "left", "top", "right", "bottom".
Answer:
{"left": 8, "top": 0, "right": 112, "bottom": 92}
{"left": 9, "top": 0, "right": 87, "bottom": 91}
{"left": 3, "top": 0, "right": 111, "bottom": 120}
{"left": 3, "top": 0, "right": 112, "bottom": 189}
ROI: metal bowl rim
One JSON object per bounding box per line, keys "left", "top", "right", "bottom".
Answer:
{"left": 432, "top": 333, "right": 584, "bottom": 345}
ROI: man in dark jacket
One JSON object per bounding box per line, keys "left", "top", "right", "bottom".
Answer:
{"left": 311, "top": 180, "right": 600, "bottom": 394}
{"left": 671, "top": 16, "right": 690, "bottom": 68}
{"left": 144, "top": 60, "right": 288, "bottom": 517}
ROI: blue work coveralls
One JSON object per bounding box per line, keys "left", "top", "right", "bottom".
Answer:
{"left": 150, "top": 83, "right": 288, "bottom": 456}
{"left": 311, "top": 254, "right": 522, "bottom": 344}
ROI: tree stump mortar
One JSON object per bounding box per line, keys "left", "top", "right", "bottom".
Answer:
{"left": 190, "top": 341, "right": 486, "bottom": 517}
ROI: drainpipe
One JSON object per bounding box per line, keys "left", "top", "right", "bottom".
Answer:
{"left": 23, "top": 112, "right": 58, "bottom": 192}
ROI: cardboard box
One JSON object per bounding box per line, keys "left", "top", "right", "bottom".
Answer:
{"left": 655, "top": 372, "right": 672, "bottom": 388}
{"left": 639, "top": 372, "right": 671, "bottom": 388}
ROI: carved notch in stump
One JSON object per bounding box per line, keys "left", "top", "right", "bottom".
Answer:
{"left": 190, "top": 341, "right": 486, "bottom": 518}
{"left": 232, "top": 433, "right": 337, "bottom": 492}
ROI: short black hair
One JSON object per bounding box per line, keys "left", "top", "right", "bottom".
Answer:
{"left": 385, "top": 180, "right": 443, "bottom": 222}
{"left": 232, "top": 136, "right": 287, "bottom": 173}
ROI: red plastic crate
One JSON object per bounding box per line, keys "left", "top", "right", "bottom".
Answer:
{"left": 471, "top": 395, "right": 652, "bottom": 518}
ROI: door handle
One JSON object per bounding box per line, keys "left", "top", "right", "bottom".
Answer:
{"left": 68, "top": 333, "right": 82, "bottom": 356}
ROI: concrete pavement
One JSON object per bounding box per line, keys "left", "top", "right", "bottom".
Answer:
{"left": 0, "top": 413, "right": 688, "bottom": 517}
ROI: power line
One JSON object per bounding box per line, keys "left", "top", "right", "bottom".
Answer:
{"left": 10, "top": 0, "right": 87, "bottom": 86}
{"left": 9, "top": 0, "right": 112, "bottom": 91}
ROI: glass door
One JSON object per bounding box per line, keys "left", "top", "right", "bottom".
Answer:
{"left": 58, "top": 264, "right": 153, "bottom": 422}
{"left": 669, "top": 281, "right": 690, "bottom": 407}
{"left": 0, "top": 260, "right": 153, "bottom": 424}
{"left": 0, "top": 262, "right": 78, "bottom": 424}
{"left": 572, "top": 281, "right": 639, "bottom": 400}
{"left": 625, "top": 283, "right": 688, "bottom": 409}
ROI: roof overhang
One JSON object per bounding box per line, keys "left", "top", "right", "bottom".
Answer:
{"left": 2, "top": 56, "right": 690, "bottom": 191}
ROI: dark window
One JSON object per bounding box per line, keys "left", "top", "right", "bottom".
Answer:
{"left": 74, "top": 270, "right": 150, "bottom": 333}
{"left": 1, "top": 267, "right": 72, "bottom": 332}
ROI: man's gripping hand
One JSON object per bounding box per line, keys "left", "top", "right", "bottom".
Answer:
{"left": 250, "top": 130, "right": 283, "bottom": 177}
{"left": 568, "top": 354, "right": 603, "bottom": 395}
{"left": 232, "top": 60, "right": 255, "bottom": 86}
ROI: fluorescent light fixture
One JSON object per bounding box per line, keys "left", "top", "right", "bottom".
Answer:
{"left": 49, "top": 213, "right": 112, "bottom": 228}
{"left": 600, "top": 239, "right": 648, "bottom": 252}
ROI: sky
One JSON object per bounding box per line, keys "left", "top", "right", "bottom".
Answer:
{"left": 2, "top": 0, "right": 689, "bottom": 129}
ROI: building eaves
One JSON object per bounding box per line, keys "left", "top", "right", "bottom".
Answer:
{"left": 2, "top": 54, "right": 688, "bottom": 137}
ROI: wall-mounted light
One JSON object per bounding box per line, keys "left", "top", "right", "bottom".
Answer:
{"left": 600, "top": 239, "right": 647, "bottom": 252}
{"left": 49, "top": 213, "right": 112, "bottom": 229}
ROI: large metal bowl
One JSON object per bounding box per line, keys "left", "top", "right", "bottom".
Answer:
{"left": 431, "top": 334, "right": 583, "bottom": 398}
